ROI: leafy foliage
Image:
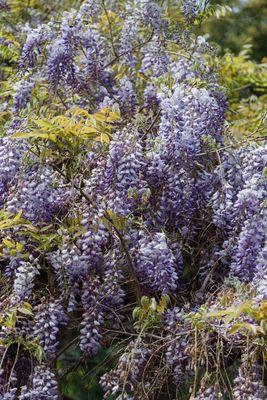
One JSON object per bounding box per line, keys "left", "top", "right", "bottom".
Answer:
{"left": 0, "top": 1, "right": 266, "bottom": 400}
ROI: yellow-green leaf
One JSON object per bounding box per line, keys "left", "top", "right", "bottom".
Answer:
{"left": 12, "top": 131, "right": 49, "bottom": 139}
{"left": 2, "top": 238, "right": 14, "bottom": 248}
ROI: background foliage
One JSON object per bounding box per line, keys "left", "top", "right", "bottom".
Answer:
{"left": 0, "top": 0, "right": 266, "bottom": 399}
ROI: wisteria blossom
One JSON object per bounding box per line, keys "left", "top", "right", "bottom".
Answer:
{"left": 0, "top": 0, "right": 266, "bottom": 399}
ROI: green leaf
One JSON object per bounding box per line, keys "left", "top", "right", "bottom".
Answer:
{"left": 18, "top": 305, "right": 33, "bottom": 316}
{"left": 13, "top": 209, "right": 23, "bottom": 222}
{"left": 106, "top": 210, "right": 126, "bottom": 231}
{"left": 5, "top": 310, "right": 17, "bottom": 329}
{"left": 12, "top": 131, "right": 49, "bottom": 139}
{"left": 34, "top": 344, "right": 45, "bottom": 362}
{"left": 132, "top": 307, "right": 140, "bottom": 320}
{"left": 228, "top": 322, "right": 264, "bottom": 336}
{"left": 2, "top": 238, "right": 14, "bottom": 248}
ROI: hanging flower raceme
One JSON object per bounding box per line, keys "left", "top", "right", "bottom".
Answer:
{"left": 19, "top": 25, "right": 52, "bottom": 70}
{"left": 232, "top": 363, "right": 267, "bottom": 400}
{"left": 80, "top": 277, "right": 104, "bottom": 357}
{"left": 18, "top": 364, "right": 58, "bottom": 400}
{"left": 102, "top": 249, "right": 125, "bottom": 327}
{"left": 13, "top": 259, "right": 40, "bottom": 303}
{"left": 116, "top": 77, "right": 137, "bottom": 116}
{"left": 212, "top": 144, "right": 267, "bottom": 282}
{"left": 136, "top": 0, "right": 163, "bottom": 32}
{"left": 32, "top": 300, "right": 68, "bottom": 361}
{"left": 89, "top": 126, "right": 147, "bottom": 216}
{"left": 13, "top": 80, "right": 35, "bottom": 114}
{"left": 181, "top": 0, "right": 198, "bottom": 24}
{"left": 100, "top": 338, "right": 151, "bottom": 399}
{"left": 252, "top": 244, "right": 267, "bottom": 300}
{"left": 0, "top": 137, "right": 23, "bottom": 206}
{"left": 119, "top": 14, "right": 140, "bottom": 67}
{"left": 193, "top": 386, "right": 223, "bottom": 400}
{"left": 141, "top": 36, "right": 169, "bottom": 77}
{"left": 46, "top": 33, "right": 77, "bottom": 90}
{"left": 6, "top": 165, "right": 70, "bottom": 225}
{"left": 0, "top": 0, "right": 266, "bottom": 398}
{"left": 135, "top": 232, "right": 179, "bottom": 293}
{"left": 165, "top": 308, "right": 192, "bottom": 385}
{"left": 158, "top": 83, "right": 224, "bottom": 160}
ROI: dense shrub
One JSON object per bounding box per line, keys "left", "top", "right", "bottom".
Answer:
{"left": 0, "top": 1, "right": 266, "bottom": 399}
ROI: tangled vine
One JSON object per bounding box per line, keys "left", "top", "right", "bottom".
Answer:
{"left": 0, "top": 1, "right": 266, "bottom": 399}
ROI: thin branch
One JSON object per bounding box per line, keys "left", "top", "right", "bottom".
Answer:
{"left": 197, "top": 135, "right": 267, "bottom": 157}
{"left": 103, "top": 29, "right": 154, "bottom": 69}
{"left": 56, "top": 91, "right": 68, "bottom": 110}
{"left": 145, "top": 108, "right": 162, "bottom": 134}
{"left": 101, "top": 0, "right": 118, "bottom": 58}
{"left": 54, "top": 336, "right": 79, "bottom": 362}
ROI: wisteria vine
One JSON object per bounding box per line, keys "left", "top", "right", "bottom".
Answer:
{"left": 0, "top": 0, "right": 266, "bottom": 399}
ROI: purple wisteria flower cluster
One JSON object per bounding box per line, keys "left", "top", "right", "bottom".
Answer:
{"left": 0, "top": 0, "right": 266, "bottom": 399}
